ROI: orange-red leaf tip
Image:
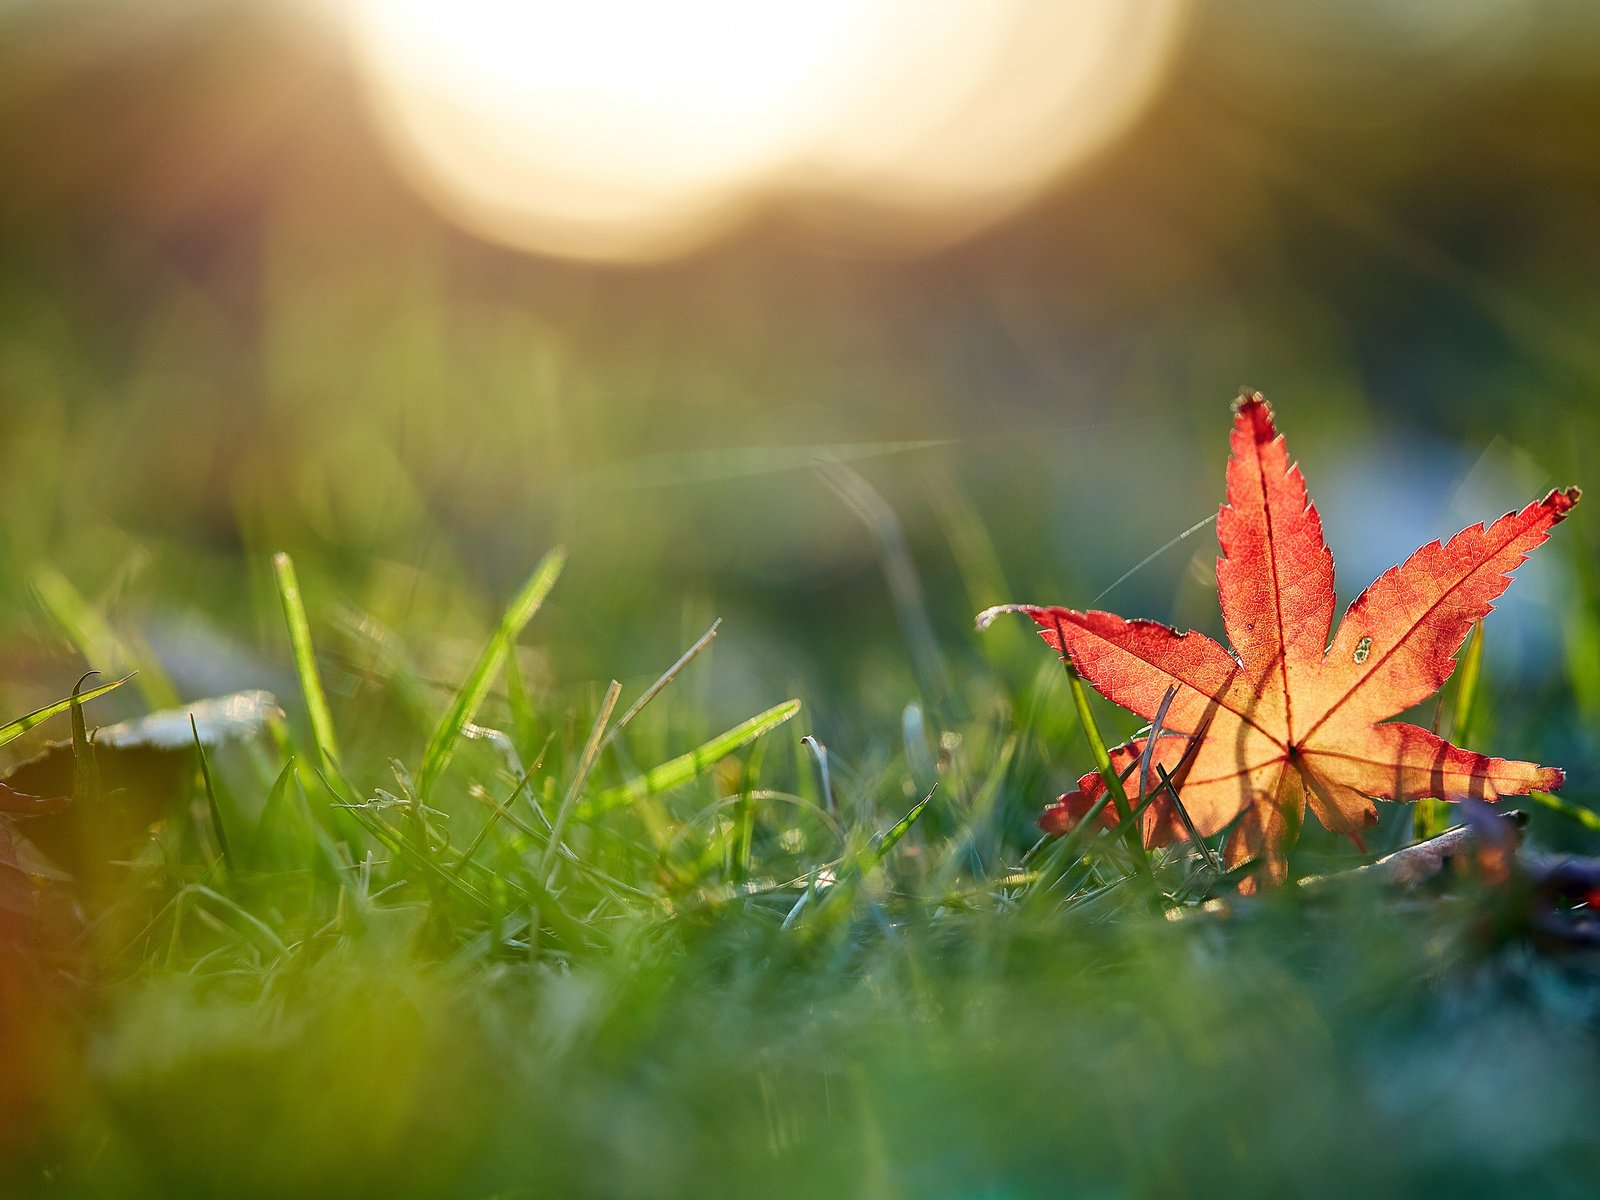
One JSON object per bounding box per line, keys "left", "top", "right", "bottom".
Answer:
{"left": 1039, "top": 798, "right": 1075, "bottom": 837}
{"left": 1546, "top": 486, "right": 1581, "bottom": 517}
{"left": 1228, "top": 395, "right": 1280, "bottom": 451}
{"left": 1231, "top": 391, "right": 1276, "bottom": 438}
{"left": 1537, "top": 767, "right": 1566, "bottom": 792}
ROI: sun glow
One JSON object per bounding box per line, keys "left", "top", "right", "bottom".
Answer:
{"left": 349, "top": 0, "right": 1188, "bottom": 261}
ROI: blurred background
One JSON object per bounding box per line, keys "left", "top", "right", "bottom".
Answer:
{"left": 1, "top": 0, "right": 1597, "bottom": 784}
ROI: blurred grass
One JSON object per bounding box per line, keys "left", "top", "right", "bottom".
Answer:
{"left": 0, "top": 509, "right": 1596, "bottom": 1197}
{"left": 1, "top": 230, "right": 1597, "bottom": 1195}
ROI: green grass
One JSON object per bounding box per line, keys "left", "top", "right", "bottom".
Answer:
{"left": 1, "top": 174, "right": 1597, "bottom": 1196}
{"left": 2, "top": 528, "right": 1598, "bottom": 1200}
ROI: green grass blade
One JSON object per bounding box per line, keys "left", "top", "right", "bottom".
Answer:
{"left": 186, "top": 884, "right": 288, "bottom": 959}
{"left": 417, "top": 545, "right": 565, "bottom": 801}
{"left": 1156, "top": 762, "right": 1219, "bottom": 872}
{"left": 1057, "top": 646, "right": 1151, "bottom": 880}
{"left": 272, "top": 552, "right": 341, "bottom": 775}
{"left": 820, "top": 463, "right": 950, "bottom": 716}
{"left": 0, "top": 672, "right": 135, "bottom": 750}
{"left": 31, "top": 564, "right": 180, "bottom": 710}
{"left": 579, "top": 699, "right": 802, "bottom": 819}
{"left": 69, "top": 671, "right": 101, "bottom": 805}
{"left": 250, "top": 757, "right": 299, "bottom": 869}
{"left": 599, "top": 618, "right": 720, "bottom": 752}
{"left": 784, "top": 787, "right": 937, "bottom": 931}
{"left": 1062, "top": 662, "right": 1131, "bottom": 822}
{"left": 542, "top": 679, "right": 622, "bottom": 881}
{"left": 1527, "top": 789, "right": 1600, "bottom": 833}
{"left": 1419, "top": 620, "right": 1486, "bottom": 839}
{"left": 1451, "top": 619, "right": 1485, "bottom": 745}
{"left": 191, "top": 714, "right": 232, "bottom": 876}
{"left": 865, "top": 789, "right": 935, "bottom": 872}
{"left": 502, "top": 643, "right": 540, "bottom": 768}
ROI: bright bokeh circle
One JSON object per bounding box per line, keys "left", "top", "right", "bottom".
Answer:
{"left": 349, "top": 0, "right": 1189, "bottom": 261}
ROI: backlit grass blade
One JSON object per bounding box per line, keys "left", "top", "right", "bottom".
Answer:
{"left": 802, "top": 735, "right": 835, "bottom": 814}
{"left": 1419, "top": 620, "right": 1485, "bottom": 839}
{"left": 1527, "top": 789, "right": 1600, "bottom": 833}
{"left": 272, "top": 552, "right": 341, "bottom": 775}
{"left": 1451, "top": 619, "right": 1485, "bottom": 746}
{"left": 32, "top": 564, "right": 180, "bottom": 710}
{"left": 250, "top": 757, "right": 299, "bottom": 869}
{"left": 542, "top": 679, "right": 622, "bottom": 881}
{"left": 820, "top": 462, "right": 951, "bottom": 716}
{"left": 502, "top": 643, "right": 540, "bottom": 767}
{"left": 1155, "top": 763, "right": 1219, "bottom": 872}
{"left": 1051, "top": 620, "right": 1151, "bottom": 881}
{"left": 0, "top": 672, "right": 134, "bottom": 749}
{"left": 1136, "top": 685, "right": 1180, "bottom": 805}
{"left": 578, "top": 699, "right": 801, "bottom": 819}
{"left": 783, "top": 787, "right": 936, "bottom": 930}
{"left": 192, "top": 714, "right": 232, "bottom": 876}
{"left": 1062, "top": 659, "right": 1132, "bottom": 822}
{"left": 69, "top": 671, "right": 101, "bottom": 806}
{"left": 864, "top": 788, "right": 934, "bottom": 872}
{"left": 599, "top": 618, "right": 720, "bottom": 751}
{"left": 417, "top": 545, "right": 565, "bottom": 801}
{"left": 1021, "top": 758, "right": 1149, "bottom": 907}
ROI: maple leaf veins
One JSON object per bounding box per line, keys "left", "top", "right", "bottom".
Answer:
{"left": 980, "top": 394, "right": 1578, "bottom": 891}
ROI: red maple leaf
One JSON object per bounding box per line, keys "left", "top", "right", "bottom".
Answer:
{"left": 981, "top": 394, "right": 1578, "bottom": 890}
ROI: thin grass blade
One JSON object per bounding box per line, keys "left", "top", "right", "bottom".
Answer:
{"left": 191, "top": 714, "right": 232, "bottom": 876}
{"left": 542, "top": 679, "right": 622, "bottom": 880}
{"left": 502, "top": 644, "right": 540, "bottom": 767}
{"left": 1137, "top": 685, "right": 1180, "bottom": 803}
{"left": 250, "top": 757, "right": 299, "bottom": 869}
{"left": 0, "top": 671, "right": 135, "bottom": 750}
{"left": 69, "top": 671, "right": 101, "bottom": 806}
{"left": 417, "top": 545, "right": 565, "bottom": 801}
{"left": 1050, "top": 616, "right": 1151, "bottom": 880}
{"left": 1527, "top": 789, "right": 1600, "bottom": 833}
{"left": 820, "top": 462, "right": 950, "bottom": 716}
{"left": 1419, "top": 620, "right": 1486, "bottom": 839}
{"left": 1451, "top": 619, "right": 1486, "bottom": 744}
{"left": 864, "top": 787, "right": 935, "bottom": 872}
{"left": 783, "top": 786, "right": 936, "bottom": 930}
{"left": 579, "top": 700, "right": 801, "bottom": 818}
{"left": 273, "top": 552, "right": 342, "bottom": 775}
{"left": 600, "top": 618, "right": 720, "bottom": 751}
{"left": 32, "top": 565, "right": 180, "bottom": 709}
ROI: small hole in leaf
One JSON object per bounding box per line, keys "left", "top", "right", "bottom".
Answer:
{"left": 1353, "top": 636, "right": 1372, "bottom": 664}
